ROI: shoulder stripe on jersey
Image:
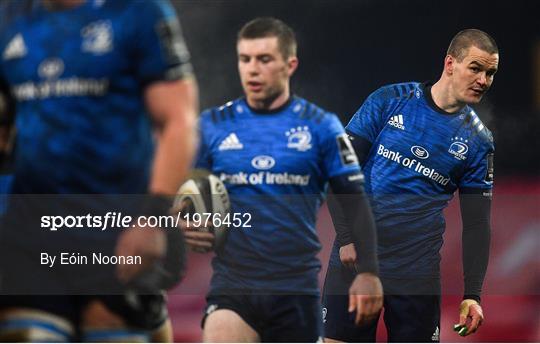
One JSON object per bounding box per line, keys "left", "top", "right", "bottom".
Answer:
{"left": 399, "top": 84, "right": 407, "bottom": 96}
{"left": 392, "top": 85, "right": 400, "bottom": 98}
{"left": 218, "top": 108, "right": 226, "bottom": 121}
{"left": 210, "top": 109, "right": 218, "bottom": 123}
{"left": 314, "top": 108, "right": 325, "bottom": 123}
{"left": 306, "top": 104, "right": 317, "bottom": 119}
{"left": 299, "top": 103, "right": 309, "bottom": 119}
{"left": 226, "top": 105, "right": 235, "bottom": 120}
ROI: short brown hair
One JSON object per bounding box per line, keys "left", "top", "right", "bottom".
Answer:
{"left": 447, "top": 29, "right": 498, "bottom": 62}
{"left": 238, "top": 17, "right": 297, "bottom": 59}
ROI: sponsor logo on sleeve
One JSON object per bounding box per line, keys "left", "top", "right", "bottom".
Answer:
{"left": 336, "top": 133, "right": 358, "bottom": 166}
{"left": 156, "top": 19, "right": 190, "bottom": 64}
{"left": 485, "top": 153, "right": 494, "bottom": 183}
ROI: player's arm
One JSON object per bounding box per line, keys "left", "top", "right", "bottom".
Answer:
{"left": 455, "top": 148, "right": 494, "bottom": 336}
{"left": 455, "top": 188, "right": 491, "bottom": 336}
{"left": 116, "top": 0, "right": 198, "bottom": 289}
{"left": 331, "top": 87, "right": 387, "bottom": 264}
{"left": 116, "top": 81, "right": 198, "bottom": 288}
{"left": 328, "top": 172, "right": 382, "bottom": 325}
{"left": 0, "top": 76, "right": 16, "bottom": 164}
{"left": 321, "top": 112, "right": 383, "bottom": 325}
{"left": 145, "top": 78, "right": 198, "bottom": 196}
{"left": 329, "top": 130, "right": 373, "bottom": 257}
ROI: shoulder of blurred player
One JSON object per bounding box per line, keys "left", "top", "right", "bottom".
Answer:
{"left": 198, "top": 98, "right": 245, "bottom": 126}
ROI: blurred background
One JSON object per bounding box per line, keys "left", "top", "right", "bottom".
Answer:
{"left": 169, "top": 0, "right": 539, "bottom": 342}
{"left": 0, "top": 0, "right": 537, "bottom": 341}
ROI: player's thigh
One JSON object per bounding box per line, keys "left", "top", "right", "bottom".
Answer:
{"left": 203, "top": 309, "right": 259, "bottom": 342}
{"left": 383, "top": 294, "right": 440, "bottom": 343}
{"left": 263, "top": 294, "right": 323, "bottom": 343}
{"left": 322, "top": 265, "right": 378, "bottom": 342}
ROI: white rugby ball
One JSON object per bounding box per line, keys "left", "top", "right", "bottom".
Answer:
{"left": 174, "top": 170, "right": 230, "bottom": 251}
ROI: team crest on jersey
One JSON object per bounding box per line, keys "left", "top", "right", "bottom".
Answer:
{"left": 81, "top": 20, "right": 113, "bottom": 55}
{"left": 285, "top": 126, "right": 312, "bottom": 152}
{"left": 448, "top": 137, "right": 469, "bottom": 160}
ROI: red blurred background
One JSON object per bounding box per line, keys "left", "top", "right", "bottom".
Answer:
{"left": 167, "top": 178, "right": 539, "bottom": 342}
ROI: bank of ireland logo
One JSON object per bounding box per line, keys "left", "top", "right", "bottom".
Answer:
{"left": 38, "top": 58, "right": 64, "bottom": 79}
{"left": 286, "top": 126, "right": 312, "bottom": 152}
{"left": 411, "top": 145, "right": 429, "bottom": 159}
{"left": 448, "top": 137, "right": 469, "bottom": 160}
{"left": 251, "top": 155, "right": 275, "bottom": 170}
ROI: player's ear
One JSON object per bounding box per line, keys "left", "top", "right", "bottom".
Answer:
{"left": 444, "top": 55, "right": 454, "bottom": 75}
{"left": 287, "top": 56, "right": 299, "bottom": 77}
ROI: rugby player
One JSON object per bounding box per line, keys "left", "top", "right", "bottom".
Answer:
{"left": 186, "top": 17, "right": 383, "bottom": 342}
{"left": 323, "top": 29, "right": 498, "bottom": 342}
{"left": 0, "top": 0, "right": 197, "bottom": 341}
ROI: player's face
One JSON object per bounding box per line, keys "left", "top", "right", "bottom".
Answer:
{"left": 449, "top": 46, "right": 499, "bottom": 104}
{"left": 237, "top": 37, "right": 297, "bottom": 108}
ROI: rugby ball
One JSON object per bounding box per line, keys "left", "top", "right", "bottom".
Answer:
{"left": 174, "top": 170, "right": 230, "bottom": 251}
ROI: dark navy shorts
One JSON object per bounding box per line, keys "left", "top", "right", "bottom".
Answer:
{"left": 203, "top": 291, "right": 323, "bottom": 342}
{"left": 322, "top": 265, "right": 441, "bottom": 342}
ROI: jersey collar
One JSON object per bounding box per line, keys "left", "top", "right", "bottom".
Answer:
{"left": 243, "top": 96, "right": 294, "bottom": 115}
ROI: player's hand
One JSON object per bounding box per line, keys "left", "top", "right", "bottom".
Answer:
{"left": 179, "top": 219, "right": 215, "bottom": 253}
{"left": 115, "top": 225, "right": 166, "bottom": 283}
{"left": 348, "top": 272, "right": 383, "bottom": 326}
{"left": 455, "top": 299, "right": 484, "bottom": 336}
{"left": 339, "top": 243, "right": 358, "bottom": 270}
{"left": 172, "top": 201, "right": 214, "bottom": 253}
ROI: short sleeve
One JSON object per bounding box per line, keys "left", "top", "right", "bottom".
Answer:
{"left": 131, "top": 0, "right": 193, "bottom": 85}
{"left": 345, "top": 87, "right": 389, "bottom": 143}
{"left": 459, "top": 143, "right": 495, "bottom": 194}
{"left": 319, "top": 114, "right": 362, "bottom": 179}
{"left": 194, "top": 111, "right": 213, "bottom": 170}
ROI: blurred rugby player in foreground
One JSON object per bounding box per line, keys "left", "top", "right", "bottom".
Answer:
{"left": 0, "top": 0, "right": 197, "bottom": 341}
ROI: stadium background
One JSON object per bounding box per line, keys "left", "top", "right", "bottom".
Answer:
{"left": 0, "top": 0, "right": 537, "bottom": 342}
{"left": 169, "top": 0, "right": 539, "bottom": 342}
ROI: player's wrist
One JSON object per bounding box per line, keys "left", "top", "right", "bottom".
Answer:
{"left": 462, "top": 295, "right": 481, "bottom": 304}
{"left": 354, "top": 264, "right": 379, "bottom": 277}
{"left": 140, "top": 194, "right": 173, "bottom": 218}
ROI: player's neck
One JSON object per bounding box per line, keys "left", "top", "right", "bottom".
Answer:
{"left": 247, "top": 89, "right": 291, "bottom": 112}
{"left": 431, "top": 79, "right": 465, "bottom": 113}
{"left": 43, "top": 0, "right": 86, "bottom": 11}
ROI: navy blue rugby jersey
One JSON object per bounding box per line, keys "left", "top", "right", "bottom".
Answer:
{"left": 0, "top": 0, "right": 192, "bottom": 193}
{"left": 196, "top": 96, "right": 361, "bottom": 294}
{"left": 330, "top": 82, "right": 494, "bottom": 278}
